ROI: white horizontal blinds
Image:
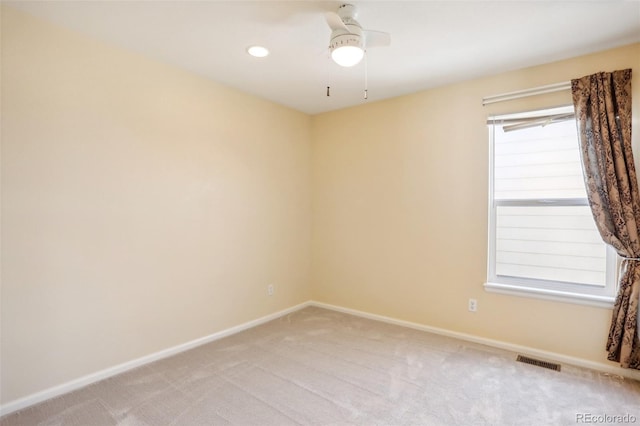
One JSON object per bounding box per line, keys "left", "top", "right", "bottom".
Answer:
{"left": 495, "top": 206, "right": 607, "bottom": 286}
{"left": 494, "top": 119, "right": 586, "bottom": 200}
{"left": 491, "top": 106, "right": 607, "bottom": 287}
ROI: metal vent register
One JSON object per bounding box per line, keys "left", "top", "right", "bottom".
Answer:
{"left": 516, "top": 355, "right": 561, "bottom": 371}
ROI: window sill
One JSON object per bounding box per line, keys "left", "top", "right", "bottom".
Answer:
{"left": 484, "top": 282, "right": 615, "bottom": 309}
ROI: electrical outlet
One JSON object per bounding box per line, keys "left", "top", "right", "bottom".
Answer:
{"left": 468, "top": 298, "right": 477, "bottom": 312}
{"left": 267, "top": 284, "right": 274, "bottom": 296}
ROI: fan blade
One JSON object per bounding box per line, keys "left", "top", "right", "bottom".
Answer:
{"left": 364, "top": 30, "right": 391, "bottom": 48}
{"left": 325, "top": 11, "right": 348, "bottom": 31}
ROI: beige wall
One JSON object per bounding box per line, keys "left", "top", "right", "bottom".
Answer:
{"left": 1, "top": 7, "right": 311, "bottom": 404}
{"left": 311, "top": 43, "right": 640, "bottom": 366}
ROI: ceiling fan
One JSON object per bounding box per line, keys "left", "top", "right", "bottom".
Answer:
{"left": 325, "top": 4, "right": 391, "bottom": 67}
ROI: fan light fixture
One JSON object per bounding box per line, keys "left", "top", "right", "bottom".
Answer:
{"left": 325, "top": 4, "right": 389, "bottom": 68}
{"left": 330, "top": 34, "right": 364, "bottom": 67}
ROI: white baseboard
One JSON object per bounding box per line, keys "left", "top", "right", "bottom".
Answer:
{"left": 0, "top": 301, "right": 311, "bottom": 417}
{"left": 309, "top": 301, "right": 640, "bottom": 382}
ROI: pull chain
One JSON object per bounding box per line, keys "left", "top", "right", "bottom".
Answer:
{"left": 326, "top": 49, "right": 332, "bottom": 97}
{"left": 364, "top": 50, "right": 368, "bottom": 100}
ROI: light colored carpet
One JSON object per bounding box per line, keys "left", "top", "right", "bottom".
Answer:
{"left": 1, "top": 306, "right": 639, "bottom": 425}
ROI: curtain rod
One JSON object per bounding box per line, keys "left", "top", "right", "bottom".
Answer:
{"left": 482, "top": 81, "right": 571, "bottom": 106}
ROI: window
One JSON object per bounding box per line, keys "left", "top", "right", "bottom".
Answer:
{"left": 486, "top": 106, "right": 617, "bottom": 306}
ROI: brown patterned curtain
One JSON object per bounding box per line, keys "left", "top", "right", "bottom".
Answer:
{"left": 571, "top": 69, "right": 639, "bottom": 369}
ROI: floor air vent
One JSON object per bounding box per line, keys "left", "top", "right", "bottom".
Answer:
{"left": 516, "top": 355, "right": 561, "bottom": 372}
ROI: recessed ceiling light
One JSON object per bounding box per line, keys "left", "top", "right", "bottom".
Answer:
{"left": 247, "top": 46, "right": 269, "bottom": 58}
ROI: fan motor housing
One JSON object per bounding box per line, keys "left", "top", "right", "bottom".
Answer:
{"left": 329, "top": 32, "right": 363, "bottom": 51}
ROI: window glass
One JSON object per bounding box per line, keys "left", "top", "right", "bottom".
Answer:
{"left": 486, "top": 106, "right": 615, "bottom": 304}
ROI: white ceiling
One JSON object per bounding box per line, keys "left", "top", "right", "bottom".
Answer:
{"left": 7, "top": 1, "right": 640, "bottom": 115}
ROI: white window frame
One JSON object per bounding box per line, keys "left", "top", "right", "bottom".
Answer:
{"left": 485, "top": 106, "right": 618, "bottom": 308}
